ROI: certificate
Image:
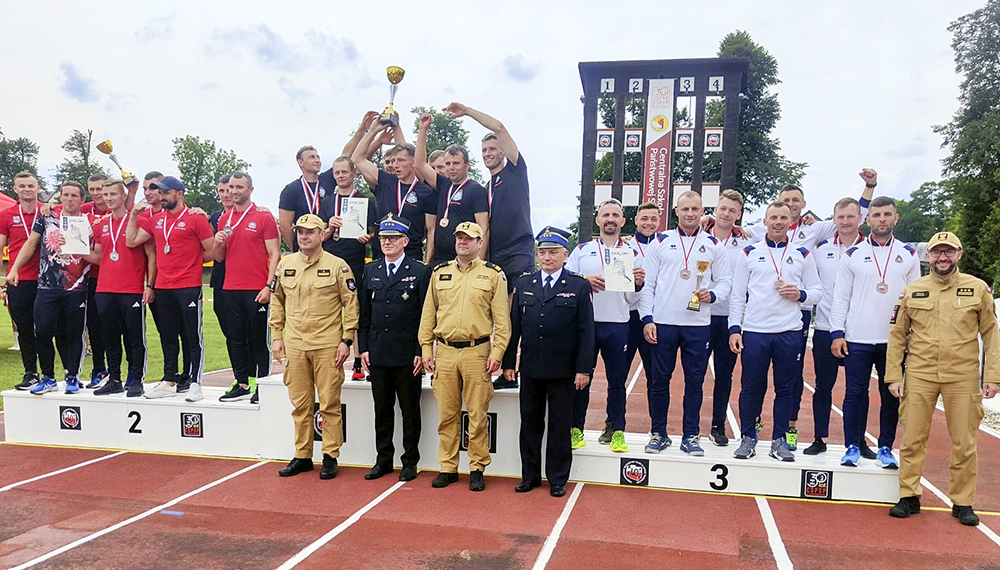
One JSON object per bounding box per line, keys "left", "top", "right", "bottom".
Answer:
{"left": 60, "top": 215, "right": 91, "bottom": 256}
{"left": 338, "top": 197, "right": 369, "bottom": 239}
{"left": 603, "top": 247, "right": 635, "bottom": 292}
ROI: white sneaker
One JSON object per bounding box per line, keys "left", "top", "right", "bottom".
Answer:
{"left": 144, "top": 381, "right": 177, "bottom": 399}
{"left": 185, "top": 383, "right": 204, "bottom": 402}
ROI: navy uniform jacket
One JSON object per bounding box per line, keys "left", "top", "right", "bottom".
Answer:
{"left": 358, "top": 256, "right": 430, "bottom": 367}
{"left": 502, "top": 270, "right": 595, "bottom": 379}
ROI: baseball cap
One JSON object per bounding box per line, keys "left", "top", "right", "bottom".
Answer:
{"left": 453, "top": 221, "right": 483, "bottom": 239}
{"left": 927, "top": 231, "right": 962, "bottom": 250}
{"left": 294, "top": 214, "right": 326, "bottom": 230}
{"left": 150, "top": 176, "right": 185, "bottom": 192}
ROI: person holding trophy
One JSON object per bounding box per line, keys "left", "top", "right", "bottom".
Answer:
{"left": 639, "top": 191, "right": 731, "bottom": 456}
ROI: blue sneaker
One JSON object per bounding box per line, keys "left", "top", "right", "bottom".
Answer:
{"left": 65, "top": 376, "right": 81, "bottom": 394}
{"left": 680, "top": 435, "right": 705, "bottom": 456}
{"left": 841, "top": 444, "right": 861, "bottom": 466}
{"left": 30, "top": 376, "right": 58, "bottom": 395}
{"left": 644, "top": 432, "right": 670, "bottom": 454}
{"left": 86, "top": 370, "right": 109, "bottom": 389}
{"left": 877, "top": 446, "right": 899, "bottom": 469}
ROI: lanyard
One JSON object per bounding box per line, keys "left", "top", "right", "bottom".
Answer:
{"left": 162, "top": 207, "right": 188, "bottom": 248}
{"left": 596, "top": 237, "right": 624, "bottom": 270}
{"left": 767, "top": 240, "right": 791, "bottom": 282}
{"left": 442, "top": 178, "right": 470, "bottom": 220}
{"left": 397, "top": 179, "right": 417, "bottom": 215}
{"left": 833, "top": 232, "right": 864, "bottom": 260}
{"left": 108, "top": 213, "right": 127, "bottom": 254}
{"left": 18, "top": 205, "right": 38, "bottom": 241}
{"left": 300, "top": 177, "right": 321, "bottom": 215}
{"left": 334, "top": 189, "right": 357, "bottom": 217}
{"left": 224, "top": 204, "right": 254, "bottom": 231}
{"left": 677, "top": 229, "right": 698, "bottom": 272}
{"left": 487, "top": 175, "right": 498, "bottom": 211}
{"left": 870, "top": 236, "right": 895, "bottom": 283}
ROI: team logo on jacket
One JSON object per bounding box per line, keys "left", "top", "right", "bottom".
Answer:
{"left": 698, "top": 245, "right": 706, "bottom": 253}
{"left": 894, "top": 255, "right": 903, "bottom": 263}
{"left": 181, "top": 412, "right": 203, "bottom": 438}
{"left": 248, "top": 222, "right": 257, "bottom": 229}
{"left": 460, "top": 412, "right": 497, "bottom": 452}
{"left": 313, "top": 403, "right": 348, "bottom": 442}
{"left": 801, "top": 470, "right": 833, "bottom": 499}
{"left": 178, "top": 221, "right": 186, "bottom": 228}
{"left": 60, "top": 406, "right": 81, "bottom": 430}
{"left": 620, "top": 458, "right": 649, "bottom": 486}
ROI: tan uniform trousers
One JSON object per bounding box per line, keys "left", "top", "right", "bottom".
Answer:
{"left": 899, "top": 375, "right": 985, "bottom": 505}
{"left": 283, "top": 345, "right": 346, "bottom": 459}
{"left": 433, "top": 342, "right": 494, "bottom": 472}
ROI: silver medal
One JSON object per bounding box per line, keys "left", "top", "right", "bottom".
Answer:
{"left": 224, "top": 225, "right": 233, "bottom": 236}
{"left": 164, "top": 245, "right": 171, "bottom": 254}
{"left": 109, "top": 252, "right": 119, "bottom": 262}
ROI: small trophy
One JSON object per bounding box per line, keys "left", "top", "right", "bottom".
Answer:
{"left": 96, "top": 139, "right": 135, "bottom": 185}
{"left": 379, "top": 66, "right": 405, "bottom": 127}
{"left": 687, "top": 260, "right": 712, "bottom": 311}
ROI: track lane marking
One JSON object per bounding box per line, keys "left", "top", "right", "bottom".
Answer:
{"left": 0, "top": 451, "right": 127, "bottom": 493}
{"left": 531, "top": 482, "right": 585, "bottom": 570}
{"left": 8, "top": 460, "right": 267, "bottom": 570}
{"left": 625, "top": 363, "right": 643, "bottom": 397}
{"left": 756, "top": 496, "right": 794, "bottom": 569}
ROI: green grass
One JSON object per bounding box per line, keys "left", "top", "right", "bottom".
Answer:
{"left": 0, "top": 285, "right": 230, "bottom": 410}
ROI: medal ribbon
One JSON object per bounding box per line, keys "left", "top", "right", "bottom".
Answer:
{"left": 397, "top": 179, "right": 417, "bottom": 215}
{"left": 766, "top": 239, "right": 791, "bottom": 282}
{"left": 300, "top": 177, "right": 322, "bottom": 215}
{"left": 334, "top": 189, "right": 358, "bottom": 218}
{"left": 677, "top": 228, "right": 698, "bottom": 273}
{"left": 223, "top": 204, "right": 253, "bottom": 232}
{"left": 19, "top": 205, "right": 38, "bottom": 241}
{"left": 596, "top": 237, "right": 624, "bottom": 270}
{"left": 108, "top": 213, "right": 127, "bottom": 256}
{"left": 487, "top": 176, "right": 497, "bottom": 211}
{"left": 870, "top": 236, "right": 894, "bottom": 284}
{"left": 162, "top": 207, "right": 188, "bottom": 250}
{"left": 441, "top": 178, "right": 470, "bottom": 221}
{"left": 833, "top": 232, "right": 864, "bottom": 260}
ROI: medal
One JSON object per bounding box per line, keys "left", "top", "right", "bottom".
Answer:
{"left": 161, "top": 207, "right": 188, "bottom": 258}
{"left": 223, "top": 226, "right": 233, "bottom": 236}
{"left": 164, "top": 245, "right": 171, "bottom": 254}
{"left": 109, "top": 252, "right": 120, "bottom": 262}
{"left": 876, "top": 282, "right": 888, "bottom": 294}
{"left": 222, "top": 203, "right": 253, "bottom": 237}
{"left": 766, "top": 238, "right": 791, "bottom": 293}
{"left": 402, "top": 291, "right": 409, "bottom": 300}
{"left": 300, "top": 177, "right": 322, "bottom": 214}
{"left": 440, "top": 178, "right": 469, "bottom": 229}
{"left": 870, "top": 237, "right": 895, "bottom": 297}
{"left": 677, "top": 228, "right": 698, "bottom": 281}
{"left": 440, "top": 218, "right": 449, "bottom": 228}
{"left": 774, "top": 280, "right": 786, "bottom": 290}
{"left": 679, "top": 268, "right": 691, "bottom": 279}
{"left": 107, "top": 212, "right": 127, "bottom": 264}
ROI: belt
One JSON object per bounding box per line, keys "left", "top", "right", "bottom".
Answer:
{"left": 437, "top": 336, "right": 490, "bottom": 349}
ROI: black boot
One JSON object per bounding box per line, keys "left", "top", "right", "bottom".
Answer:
{"left": 889, "top": 496, "right": 921, "bottom": 518}
{"left": 320, "top": 454, "right": 338, "bottom": 479}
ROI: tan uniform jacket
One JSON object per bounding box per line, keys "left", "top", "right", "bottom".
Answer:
{"left": 418, "top": 258, "right": 511, "bottom": 361}
{"left": 269, "top": 250, "right": 359, "bottom": 350}
{"left": 886, "top": 271, "right": 1000, "bottom": 384}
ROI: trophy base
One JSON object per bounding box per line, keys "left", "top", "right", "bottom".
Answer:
{"left": 686, "top": 300, "right": 702, "bottom": 312}
{"left": 379, "top": 109, "right": 399, "bottom": 127}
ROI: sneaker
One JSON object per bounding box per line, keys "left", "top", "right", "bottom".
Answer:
{"left": 785, "top": 428, "right": 798, "bottom": 451}
{"left": 248, "top": 377, "right": 257, "bottom": 393}
{"left": 250, "top": 388, "right": 259, "bottom": 404}
{"left": 734, "top": 435, "right": 757, "bottom": 459}
{"left": 952, "top": 505, "right": 980, "bottom": 526}
{"left": 876, "top": 446, "right": 899, "bottom": 469}
{"left": 126, "top": 380, "right": 145, "bottom": 398}
{"left": 144, "top": 381, "right": 177, "bottom": 399}
{"left": 64, "top": 376, "right": 81, "bottom": 394}
{"left": 769, "top": 438, "right": 795, "bottom": 462}
{"left": 889, "top": 496, "right": 921, "bottom": 518}
{"left": 351, "top": 369, "right": 365, "bottom": 381}
{"left": 709, "top": 425, "right": 729, "bottom": 447}
{"left": 571, "top": 428, "right": 586, "bottom": 450}
{"left": 598, "top": 422, "right": 613, "bottom": 445}
{"left": 681, "top": 435, "right": 705, "bottom": 456}
{"left": 30, "top": 376, "right": 58, "bottom": 395}
{"left": 644, "top": 432, "right": 670, "bottom": 454}
{"left": 802, "top": 438, "right": 827, "bottom": 455}
{"left": 609, "top": 430, "right": 628, "bottom": 453}
{"left": 15, "top": 372, "right": 39, "bottom": 391}
{"left": 185, "top": 383, "right": 204, "bottom": 402}
{"left": 841, "top": 444, "right": 861, "bottom": 466}
{"left": 85, "top": 370, "right": 109, "bottom": 389}
{"left": 859, "top": 442, "right": 877, "bottom": 460}
{"left": 176, "top": 377, "right": 191, "bottom": 393}
{"left": 220, "top": 384, "right": 252, "bottom": 402}
{"left": 94, "top": 378, "right": 124, "bottom": 396}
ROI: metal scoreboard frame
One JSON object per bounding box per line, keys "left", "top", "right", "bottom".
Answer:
{"left": 578, "top": 58, "right": 750, "bottom": 239}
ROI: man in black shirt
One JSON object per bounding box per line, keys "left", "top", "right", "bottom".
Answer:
{"left": 413, "top": 113, "right": 489, "bottom": 265}
{"left": 278, "top": 146, "right": 326, "bottom": 252}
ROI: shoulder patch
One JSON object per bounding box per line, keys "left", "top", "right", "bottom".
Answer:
{"left": 816, "top": 239, "right": 829, "bottom": 248}
{"left": 432, "top": 261, "right": 451, "bottom": 272}
{"left": 485, "top": 261, "right": 503, "bottom": 272}
{"left": 845, "top": 246, "right": 859, "bottom": 257}
{"left": 912, "top": 291, "right": 929, "bottom": 298}
{"left": 742, "top": 244, "right": 755, "bottom": 255}
{"left": 705, "top": 235, "right": 718, "bottom": 245}
{"left": 576, "top": 242, "right": 587, "bottom": 251}
{"left": 797, "top": 247, "right": 810, "bottom": 257}
{"left": 890, "top": 304, "right": 900, "bottom": 324}
{"left": 904, "top": 244, "right": 917, "bottom": 254}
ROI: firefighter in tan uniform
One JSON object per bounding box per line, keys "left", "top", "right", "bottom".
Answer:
{"left": 886, "top": 232, "right": 999, "bottom": 525}
{"left": 419, "top": 221, "right": 511, "bottom": 491}
{"left": 270, "top": 214, "right": 359, "bottom": 480}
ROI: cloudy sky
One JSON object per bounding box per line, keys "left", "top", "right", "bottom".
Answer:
{"left": 0, "top": 0, "right": 982, "bottom": 228}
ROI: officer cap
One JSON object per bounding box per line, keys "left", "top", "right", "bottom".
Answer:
{"left": 378, "top": 212, "right": 410, "bottom": 236}
{"left": 536, "top": 226, "right": 571, "bottom": 249}
{"left": 927, "top": 231, "right": 962, "bottom": 250}
{"left": 453, "top": 221, "right": 483, "bottom": 239}
{"left": 294, "top": 214, "right": 326, "bottom": 230}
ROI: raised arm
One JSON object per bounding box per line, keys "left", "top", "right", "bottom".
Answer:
{"left": 341, "top": 111, "right": 379, "bottom": 160}
{"left": 414, "top": 113, "right": 438, "bottom": 185}
{"left": 444, "top": 102, "right": 519, "bottom": 165}
{"left": 352, "top": 120, "right": 388, "bottom": 187}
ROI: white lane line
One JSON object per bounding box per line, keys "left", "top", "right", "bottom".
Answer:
{"left": 625, "top": 363, "right": 644, "bottom": 397}
{"left": 755, "top": 497, "right": 794, "bottom": 569}
{"left": 0, "top": 451, "right": 127, "bottom": 493}
{"left": 276, "top": 481, "right": 405, "bottom": 570}
{"left": 531, "top": 482, "right": 585, "bottom": 570}
{"left": 9, "top": 460, "right": 267, "bottom": 570}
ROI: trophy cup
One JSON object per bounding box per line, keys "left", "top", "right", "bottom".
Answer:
{"left": 687, "top": 260, "right": 712, "bottom": 311}
{"left": 96, "top": 140, "right": 135, "bottom": 185}
{"left": 379, "top": 66, "right": 405, "bottom": 127}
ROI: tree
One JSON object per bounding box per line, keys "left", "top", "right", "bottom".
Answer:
{"left": 410, "top": 106, "right": 485, "bottom": 182}
{"left": 892, "top": 180, "right": 959, "bottom": 242}
{"left": 934, "top": 0, "right": 1000, "bottom": 285}
{"left": 0, "top": 129, "right": 45, "bottom": 197}
{"left": 170, "top": 136, "right": 251, "bottom": 212}
{"left": 718, "top": 30, "right": 807, "bottom": 207}
{"left": 54, "top": 129, "right": 110, "bottom": 191}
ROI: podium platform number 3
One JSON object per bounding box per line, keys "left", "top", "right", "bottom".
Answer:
{"left": 600, "top": 78, "right": 615, "bottom": 93}
{"left": 709, "top": 76, "right": 724, "bottom": 92}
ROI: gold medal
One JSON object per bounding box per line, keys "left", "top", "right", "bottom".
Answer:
{"left": 439, "top": 218, "right": 449, "bottom": 228}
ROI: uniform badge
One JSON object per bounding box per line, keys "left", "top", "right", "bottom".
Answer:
{"left": 248, "top": 222, "right": 257, "bottom": 229}
{"left": 317, "top": 269, "right": 331, "bottom": 277}
{"left": 405, "top": 192, "right": 418, "bottom": 204}
{"left": 402, "top": 291, "right": 409, "bottom": 300}
{"left": 798, "top": 231, "right": 806, "bottom": 239}
{"left": 453, "top": 189, "right": 464, "bottom": 201}
{"left": 698, "top": 245, "right": 706, "bottom": 253}
{"left": 341, "top": 266, "right": 350, "bottom": 273}
{"left": 439, "top": 274, "right": 452, "bottom": 281}
{"left": 890, "top": 305, "right": 900, "bottom": 324}
{"left": 347, "top": 278, "right": 356, "bottom": 291}
{"left": 912, "top": 291, "right": 929, "bottom": 298}
{"left": 957, "top": 287, "right": 975, "bottom": 296}
{"left": 284, "top": 269, "right": 296, "bottom": 277}
{"left": 786, "top": 257, "right": 794, "bottom": 264}
{"left": 894, "top": 255, "right": 903, "bottom": 263}
{"left": 178, "top": 221, "right": 186, "bottom": 228}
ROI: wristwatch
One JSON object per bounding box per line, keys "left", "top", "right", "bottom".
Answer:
{"left": 341, "top": 339, "right": 353, "bottom": 347}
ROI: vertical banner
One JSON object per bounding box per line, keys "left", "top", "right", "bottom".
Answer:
{"left": 643, "top": 79, "right": 675, "bottom": 231}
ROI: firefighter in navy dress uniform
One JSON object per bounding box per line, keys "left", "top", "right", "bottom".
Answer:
{"left": 502, "top": 226, "right": 595, "bottom": 497}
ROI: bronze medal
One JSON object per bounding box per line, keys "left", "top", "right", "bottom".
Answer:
{"left": 774, "top": 280, "right": 785, "bottom": 290}
{"left": 876, "top": 282, "right": 888, "bottom": 294}
{"left": 679, "top": 268, "right": 691, "bottom": 280}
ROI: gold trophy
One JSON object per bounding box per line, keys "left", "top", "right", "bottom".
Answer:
{"left": 687, "top": 260, "right": 712, "bottom": 311}
{"left": 379, "top": 66, "right": 405, "bottom": 127}
{"left": 96, "top": 140, "right": 135, "bottom": 185}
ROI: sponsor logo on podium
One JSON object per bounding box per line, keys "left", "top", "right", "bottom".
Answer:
{"left": 313, "top": 403, "right": 347, "bottom": 442}
{"left": 60, "top": 406, "right": 81, "bottom": 430}
{"left": 620, "top": 458, "right": 649, "bottom": 486}
{"left": 800, "top": 469, "right": 833, "bottom": 499}
{"left": 459, "top": 412, "right": 497, "bottom": 453}
{"left": 181, "top": 412, "right": 203, "bottom": 438}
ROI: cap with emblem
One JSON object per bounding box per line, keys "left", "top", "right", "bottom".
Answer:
{"left": 149, "top": 176, "right": 185, "bottom": 192}
{"left": 378, "top": 212, "right": 410, "bottom": 236}
{"left": 927, "top": 231, "right": 962, "bottom": 250}
{"left": 536, "top": 226, "right": 571, "bottom": 249}
{"left": 453, "top": 221, "right": 483, "bottom": 239}
{"left": 293, "top": 214, "right": 326, "bottom": 230}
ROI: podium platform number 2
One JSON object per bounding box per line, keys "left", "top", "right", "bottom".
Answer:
{"left": 600, "top": 78, "right": 615, "bottom": 93}
{"left": 128, "top": 411, "right": 142, "bottom": 434}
